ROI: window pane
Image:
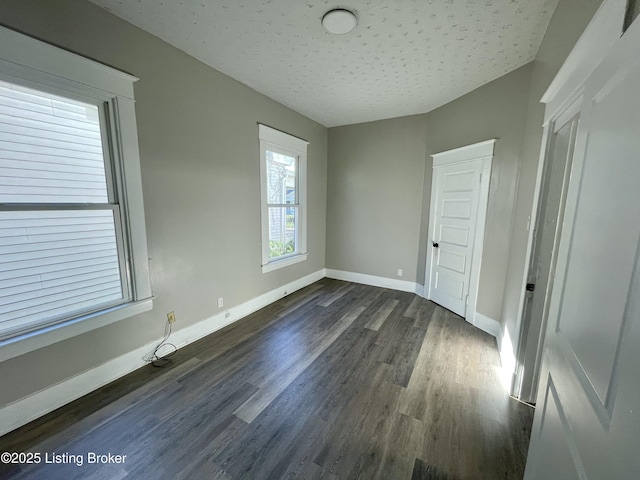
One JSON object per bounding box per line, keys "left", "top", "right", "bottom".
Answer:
{"left": 268, "top": 206, "right": 297, "bottom": 258}
{"left": 0, "top": 209, "right": 123, "bottom": 339}
{"left": 266, "top": 150, "right": 296, "bottom": 205}
{"left": 0, "top": 80, "right": 108, "bottom": 203}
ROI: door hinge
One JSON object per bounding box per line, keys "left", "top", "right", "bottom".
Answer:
{"left": 466, "top": 295, "right": 469, "bottom": 305}
{"left": 479, "top": 173, "right": 482, "bottom": 184}
{"left": 526, "top": 283, "right": 535, "bottom": 292}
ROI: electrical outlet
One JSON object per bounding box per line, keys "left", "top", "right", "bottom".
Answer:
{"left": 218, "top": 297, "right": 224, "bottom": 308}
{"left": 167, "top": 311, "right": 176, "bottom": 324}
{"left": 397, "top": 269, "right": 403, "bottom": 277}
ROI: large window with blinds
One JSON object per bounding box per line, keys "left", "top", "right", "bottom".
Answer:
{"left": 0, "top": 81, "right": 127, "bottom": 338}
{"left": 0, "top": 25, "right": 152, "bottom": 359}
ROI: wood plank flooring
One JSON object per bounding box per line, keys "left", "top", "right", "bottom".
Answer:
{"left": 0, "top": 279, "right": 534, "bottom": 479}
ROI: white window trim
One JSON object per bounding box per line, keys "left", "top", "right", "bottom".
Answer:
{"left": 258, "top": 124, "right": 308, "bottom": 273}
{"left": 0, "top": 26, "right": 153, "bottom": 362}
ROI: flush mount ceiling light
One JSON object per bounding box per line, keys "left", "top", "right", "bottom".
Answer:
{"left": 322, "top": 8, "right": 357, "bottom": 35}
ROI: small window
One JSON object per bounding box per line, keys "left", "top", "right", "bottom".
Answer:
{"left": 259, "top": 124, "right": 308, "bottom": 273}
{"left": 0, "top": 25, "right": 152, "bottom": 360}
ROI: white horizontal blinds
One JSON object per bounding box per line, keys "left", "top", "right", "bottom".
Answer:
{"left": 0, "top": 80, "right": 108, "bottom": 203}
{"left": 0, "top": 79, "right": 125, "bottom": 340}
{"left": 0, "top": 210, "right": 123, "bottom": 338}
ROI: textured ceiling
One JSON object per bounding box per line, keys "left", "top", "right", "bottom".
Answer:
{"left": 89, "top": 0, "right": 558, "bottom": 127}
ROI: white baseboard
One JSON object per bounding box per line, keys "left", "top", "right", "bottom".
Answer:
{"left": 496, "top": 323, "right": 504, "bottom": 354}
{"left": 414, "top": 283, "right": 425, "bottom": 297}
{"left": 325, "top": 269, "right": 418, "bottom": 293}
{"left": 0, "top": 269, "right": 325, "bottom": 437}
{"left": 473, "top": 312, "right": 501, "bottom": 339}
{"left": 498, "top": 325, "right": 517, "bottom": 392}
{"left": 167, "top": 269, "right": 326, "bottom": 350}
{"left": 0, "top": 340, "right": 155, "bottom": 437}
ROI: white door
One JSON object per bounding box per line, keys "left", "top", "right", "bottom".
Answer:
{"left": 426, "top": 140, "right": 493, "bottom": 319}
{"left": 524, "top": 13, "right": 640, "bottom": 480}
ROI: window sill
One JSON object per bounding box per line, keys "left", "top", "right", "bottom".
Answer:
{"left": 262, "top": 253, "right": 308, "bottom": 273}
{"left": 0, "top": 298, "right": 154, "bottom": 363}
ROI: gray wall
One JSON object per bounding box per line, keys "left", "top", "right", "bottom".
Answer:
{"left": 500, "top": 0, "right": 604, "bottom": 353}
{"left": 326, "top": 115, "right": 428, "bottom": 283}
{"left": 326, "top": 64, "right": 532, "bottom": 321}
{"left": 0, "top": 0, "right": 327, "bottom": 407}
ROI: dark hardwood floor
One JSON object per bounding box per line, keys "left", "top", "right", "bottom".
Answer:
{"left": 0, "top": 279, "right": 534, "bottom": 479}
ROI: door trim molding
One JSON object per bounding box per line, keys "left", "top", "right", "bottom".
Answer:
{"left": 424, "top": 139, "right": 496, "bottom": 325}
{"left": 541, "top": 0, "right": 626, "bottom": 123}
{"left": 431, "top": 139, "right": 496, "bottom": 166}
{"left": 513, "top": 96, "right": 582, "bottom": 402}
{"left": 512, "top": 0, "right": 627, "bottom": 400}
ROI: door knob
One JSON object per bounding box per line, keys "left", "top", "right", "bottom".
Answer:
{"left": 433, "top": 242, "right": 439, "bottom": 248}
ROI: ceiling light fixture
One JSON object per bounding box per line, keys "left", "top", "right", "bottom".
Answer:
{"left": 322, "top": 8, "right": 357, "bottom": 35}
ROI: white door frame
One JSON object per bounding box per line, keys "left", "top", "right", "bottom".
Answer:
{"left": 424, "top": 139, "right": 495, "bottom": 326}
{"left": 511, "top": 0, "right": 626, "bottom": 399}
{"left": 513, "top": 96, "right": 582, "bottom": 404}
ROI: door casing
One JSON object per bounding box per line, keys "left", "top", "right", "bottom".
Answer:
{"left": 514, "top": 102, "right": 580, "bottom": 404}
{"left": 510, "top": 0, "right": 626, "bottom": 399}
